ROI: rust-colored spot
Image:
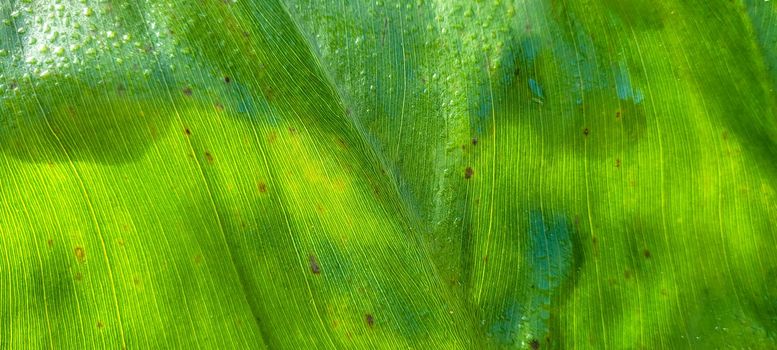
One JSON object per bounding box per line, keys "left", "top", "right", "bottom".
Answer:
{"left": 616, "top": 111, "right": 621, "bottom": 120}
{"left": 75, "top": 246, "right": 85, "bottom": 263}
{"left": 365, "top": 314, "right": 374, "bottom": 328}
{"left": 309, "top": 255, "right": 321, "bottom": 274}
{"left": 262, "top": 86, "right": 275, "bottom": 101}
{"left": 643, "top": 249, "right": 651, "bottom": 259}
{"left": 182, "top": 86, "right": 193, "bottom": 96}
{"left": 205, "top": 151, "right": 214, "bottom": 163}
{"left": 464, "top": 167, "right": 474, "bottom": 179}
{"left": 583, "top": 128, "right": 590, "bottom": 136}
{"left": 616, "top": 159, "right": 621, "bottom": 168}
{"left": 258, "top": 182, "right": 267, "bottom": 193}
{"left": 530, "top": 339, "right": 540, "bottom": 350}
{"left": 185, "top": 128, "right": 191, "bottom": 136}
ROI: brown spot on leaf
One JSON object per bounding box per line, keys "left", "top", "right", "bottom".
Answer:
{"left": 365, "top": 314, "right": 374, "bottom": 328}
{"left": 182, "top": 86, "right": 193, "bottom": 96}
{"left": 75, "top": 247, "right": 85, "bottom": 263}
{"left": 643, "top": 249, "right": 651, "bottom": 258}
{"left": 336, "top": 138, "right": 347, "bottom": 150}
{"left": 205, "top": 151, "right": 214, "bottom": 163}
{"left": 529, "top": 339, "right": 540, "bottom": 349}
{"left": 288, "top": 127, "right": 297, "bottom": 135}
{"left": 616, "top": 159, "right": 622, "bottom": 168}
{"left": 472, "top": 138, "right": 478, "bottom": 145}
{"left": 583, "top": 128, "right": 590, "bottom": 137}
{"left": 47, "top": 239, "right": 53, "bottom": 248}
{"left": 464, "top": 167, "right": 474, "bottom": 179}
{"left": 224, "top": 76, "right": 231, "bottom": 84}
{"left": 258, "top": 182, "right": 267, "bottom": 193}
{"left": 262, "top": 86, "right": 275, "bottom": 101}
{"left": 194, "top": 254, "right": 203, "bottom": 265}
{"left": 616, "top": 111, "right": 621, "bottom": 120}
{"left": 309, "top": 255, "right": 321, "bottom": 274}
{"left": 215, "top": 102, "right": 224, "bottom": 111}
{"left": 185, "top": 128, "right": 191, "bottom": 136}
{"left": 268, "top": 132, "right": 277, "bottom": 144}
{"left": 624, "top": 270, "right": 631, "bottom": 279}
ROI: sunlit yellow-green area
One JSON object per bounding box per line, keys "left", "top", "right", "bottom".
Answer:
{"left": 1, "top": 0, "right": 776, "bottom": 349}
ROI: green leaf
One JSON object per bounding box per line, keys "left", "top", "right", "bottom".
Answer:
{"left": 1, "top": 0, "right": 776, "bottom": 349}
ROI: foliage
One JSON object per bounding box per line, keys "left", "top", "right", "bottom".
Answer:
{"left": 1, "top": 0, "right": 776, "bottom": 348}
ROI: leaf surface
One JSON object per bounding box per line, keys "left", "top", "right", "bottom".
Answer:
{"left": 1, "top": 0, "right": 776, "bottom": 349}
